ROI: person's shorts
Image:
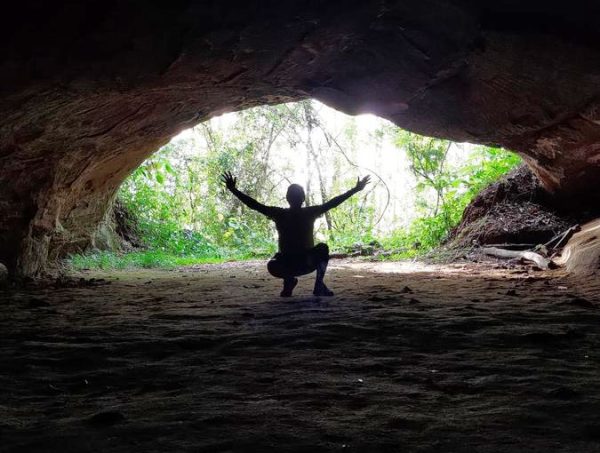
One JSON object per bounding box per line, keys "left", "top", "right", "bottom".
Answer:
{"left": 270, "top": 243, "right": 329, "bottom": 276}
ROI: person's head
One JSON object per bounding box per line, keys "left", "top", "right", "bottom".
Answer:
{"left": 286, "top": 184, "right": 305, "bottom": 208}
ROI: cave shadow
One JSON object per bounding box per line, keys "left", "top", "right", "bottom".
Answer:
{"left": 2, "top": 261, "right": 600, "bottom": 452}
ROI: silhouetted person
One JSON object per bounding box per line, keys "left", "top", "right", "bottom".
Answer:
{"left": 222, "top": 172, "right": 371, "bottom": 297}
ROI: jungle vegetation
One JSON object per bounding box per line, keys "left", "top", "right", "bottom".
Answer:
{"left": 69, "top": 100, "right": 520, "bottom": 270}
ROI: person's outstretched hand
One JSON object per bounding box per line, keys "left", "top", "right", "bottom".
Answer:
{"left": 355, "top": 175, "right": 371, "bottom": 191}
{"left": 221, "top": 171, "right": 237, "bottom": 191}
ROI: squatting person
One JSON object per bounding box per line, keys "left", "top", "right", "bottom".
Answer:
{"left": 221, "top": 172, "right": 371, "bottom": 297}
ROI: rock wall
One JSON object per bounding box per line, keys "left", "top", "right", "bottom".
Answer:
{"left": 556, "top": 219, "right": 600, "bottom": 276}
{"left": 2, "top": 1, "right": 600, "bottom": 275}
{"left": 448, "top": 165, "right": 577, "bottom": 248}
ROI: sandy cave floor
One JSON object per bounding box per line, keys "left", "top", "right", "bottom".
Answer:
{"left": 2, "top": 259, "right": 600, "bottom": 452}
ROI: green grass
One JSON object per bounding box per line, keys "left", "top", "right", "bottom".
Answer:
{"left": 66, "top": 250, "right": 267, "bottom": 271}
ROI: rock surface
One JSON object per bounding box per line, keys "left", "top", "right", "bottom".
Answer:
{"left": 2, "top": 1, "right": 600, "bottom": 275}
{"left": 449, "top": 166, "right": 577, "bottom": 248}
{"left": 556, "top": 219, "right": 600, "bottom": 276}
{"left": 2, "top": 261, "right": 600, "bottom": 451}
{"left": 0, "top": 263, "right": 7, "bottom": 284}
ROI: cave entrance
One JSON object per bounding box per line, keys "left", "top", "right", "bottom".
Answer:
{"left": 9, "top": 104, "right": 597, "bottom": 452}
{"left": 3, "top": 1, "right": 600, "bottom": 281}
{"left": 69, "top": 99, "right": 525, "bottom": 273}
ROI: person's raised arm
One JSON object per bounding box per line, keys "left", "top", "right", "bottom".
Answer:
{"left": 319, "top": 175, "right": 371, "bottom": 213}
{"left": 221, "top": 172, "right": 275, "bottom": 217}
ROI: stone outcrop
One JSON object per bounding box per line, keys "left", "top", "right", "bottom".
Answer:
{"left": 556, "top": 220, "right": 600, "bottom": 276}
{"left": 2, "top": 1, "right": 600, "bottom": 275}
{"left": 448, "top": 165, "right": 576, "bottom": 248}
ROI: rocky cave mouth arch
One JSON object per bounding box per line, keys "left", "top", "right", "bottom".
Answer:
{"left": 2, "top": 1, "right": 600, "bottom": 276}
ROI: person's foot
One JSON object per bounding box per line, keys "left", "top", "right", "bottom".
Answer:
{"left": 313, "top": 283, "right": 334, "bottom": 297}
{"left": 280, "top": 278, "right": 298, "bottom": 297}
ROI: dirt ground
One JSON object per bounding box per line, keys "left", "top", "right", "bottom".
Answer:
{"left": 2, "top": 259, "right": 600, "bottom": 453}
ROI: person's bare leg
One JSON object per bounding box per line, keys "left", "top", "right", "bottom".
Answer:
{"left": 281, "top": 277, "right": 298, "bottom": 297}
{"left": 268, "top": 258, "right": 298, "bottom": 297}
{"left": 313, "top": 261, "right": 333, "bottom": 296}
{"left": 312, "top": 243, "right": 334, "bottom": 296}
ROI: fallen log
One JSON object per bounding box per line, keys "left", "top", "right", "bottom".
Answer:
{"left": 481, "top": 247, "right": 555, "bottom": 270}
{"left": 544, "top": 224, "right": 581, "bottom": 250}
{"left": 482, "top": 243, "right": 537, "bottom": 250}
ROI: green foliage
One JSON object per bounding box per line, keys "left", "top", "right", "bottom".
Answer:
{"left": 381, "top": 214, "right": 454, "bottom": 257}
{"left": 327, "top": 194, "right": 377, "bottom": 249}
{"left": 458, "top": 145, "right": 522, "bottom": 197}
{"left": 67, "top": 250, "right": 227, "bottom": 270}
{"left": 68, "top": 101, "right": 521, "bottom": 270}
{"left": 384, "top": 131, "right": 521, "bottom": 256}
{"left": 113, "top": 100, "right": 379, "bottom": 263}
{"left": 115, "top": 106, "right": 300, "bottom": 262}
